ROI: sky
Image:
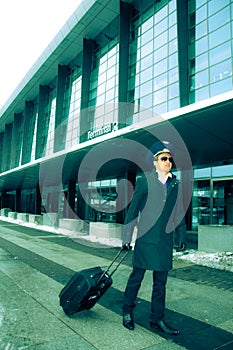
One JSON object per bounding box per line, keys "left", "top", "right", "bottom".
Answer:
{"left": 0, "top": 0, "right": 83, "bottom": 110}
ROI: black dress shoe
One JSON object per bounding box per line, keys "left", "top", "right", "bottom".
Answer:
{"left": 123, "top": 314, "right": 135, "bottom": 330}
{"left": 150, "top": 320, "right": 179, "bottom": 335}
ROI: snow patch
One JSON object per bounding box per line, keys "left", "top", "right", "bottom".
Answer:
{"left": 174, "top": 249, "right": 233, "bottom": 272}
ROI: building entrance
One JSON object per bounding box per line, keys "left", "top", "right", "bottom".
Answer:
{"left": 85, "top": 179, "right": 118, "bottom": 223}
{"left": 192, "top": 179, "right": 233, "bottom": 229}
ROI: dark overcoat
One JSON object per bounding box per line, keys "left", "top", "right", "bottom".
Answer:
{"left": 122, "top": 168, "right": 187, "bottom": 271}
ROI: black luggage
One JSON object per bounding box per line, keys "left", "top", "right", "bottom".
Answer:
{"left": 59, "top": 248, "right": 129, "bottom": 316}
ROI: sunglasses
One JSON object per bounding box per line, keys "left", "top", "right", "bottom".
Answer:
{"left": 159, "top": 156, "right": 173, "bottom": 163}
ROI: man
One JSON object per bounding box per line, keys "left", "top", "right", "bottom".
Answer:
{"left": 121, "top": 141, "right": 187, "bottom": 335}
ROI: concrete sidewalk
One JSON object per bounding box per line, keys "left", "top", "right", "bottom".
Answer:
{"left": 0, "top": 220, "right": 232, "bottom": 350}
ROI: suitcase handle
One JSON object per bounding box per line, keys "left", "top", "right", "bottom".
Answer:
{"left": 97, "top": 248, "right": 130, "bottom": 284}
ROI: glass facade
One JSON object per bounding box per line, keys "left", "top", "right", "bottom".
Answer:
{"left": 13, "top": 115, "right": 24, "bottom": 168}
{"left": 0, "top": 0, "right": 232, "bottom": 232}
{"left": 188, "top": 0, "right": 233, "bottom": 103}
{"left": 192, "top": 164, "right": 233, "bottom": 230}
{"left": 128, "top": 0, "right": 180, "bottom": 120}
{"left": 5, "top": 0, "right": 232, "bottom": 165}
{"left": 57, "top": 72, "right": 72, "bottom": 151}
{"left": 30, "top": 111, "right": 38, "bottom": 162}
{"left": 65, "top": 74, "right": 82, "bottom": 149}
{"left": 55, "top": 68, "right": 82, "bottom": 151}
{"left": 192, "top": 179, "right": 233, "bottom": 229}
{"left": 45, "top": 96, "right": 56, "bottom": 156}
{"left": 88, "top": 42, "right": 119, "bottom": 131}
{"left": 86, "top": 179, "right": 117, "bottom": 222}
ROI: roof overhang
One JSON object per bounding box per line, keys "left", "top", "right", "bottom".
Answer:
{"left": 0, "top": 92, "right": 232, "bottom": 192}
{"left": 0, "top": 0, "right": 120, "bottom": 130}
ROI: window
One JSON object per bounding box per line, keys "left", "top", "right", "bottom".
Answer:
{"left": 86, "top": 179, "right": 118, "bottom": 222}
{"left": 128, "top": 0, "right": 180, "bottom": 118}
{"left": 192, "top": 180, "right": 211, "bottom": 229}
{"left": 45, "top": 97, "right": 56, "bottom": 156}
{"left": 188, "top": 0, "right": 233, "bottom": 103}
{"left": 30, "top": 111, "right": 38, "bottom": 162}
{"left": 208, "top": 6, "right": 230, "bottom": 33}
{"left": 66, "top": 74, "right": 82, "bottom": 149}
{"left": 88, "top": 43, "right": 119, "bottom": 131}
{"left": 209, "top": 24, "right": 231, "bottom": 49}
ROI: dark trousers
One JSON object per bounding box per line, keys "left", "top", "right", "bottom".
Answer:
{"left": 122, "top": 266, "right": 168, "bottom": 323}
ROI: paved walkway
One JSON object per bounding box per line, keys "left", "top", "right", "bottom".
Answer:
{"left": 0, "top": 220, "right": 232, "bottom": 350}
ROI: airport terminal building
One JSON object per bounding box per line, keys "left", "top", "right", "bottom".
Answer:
{"left": 0, "top": 0, "right": 232, "bottom": 246}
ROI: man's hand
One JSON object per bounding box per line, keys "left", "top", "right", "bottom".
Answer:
{"left": 176, "top": 242, "right": 186, "bottom": 252}
{"left": 122, "top": 242, "right": 132, "bottom": 251}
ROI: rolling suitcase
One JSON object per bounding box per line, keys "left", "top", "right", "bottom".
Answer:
{"left": 59, "top": 248, "right": 129, "bottom": 316}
